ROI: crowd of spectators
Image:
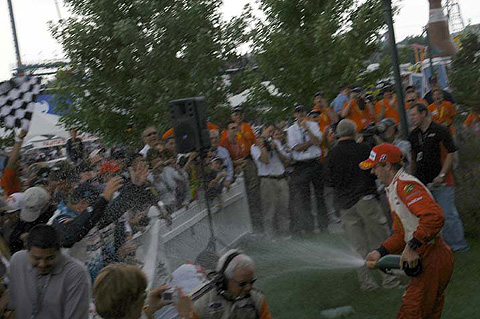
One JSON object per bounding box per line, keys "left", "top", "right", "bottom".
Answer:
{"left": 0, "top": 75, "right": 475, "bottom": 318}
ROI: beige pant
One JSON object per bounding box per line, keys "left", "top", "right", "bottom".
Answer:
{"left": 260, "top": 177, "right": 290, "bottom": 237}
{"left": 244, "top": 158, "right": 262, "bottom": 232}
{"left": 340, "top": 196, "right": 398, "bottom": 288}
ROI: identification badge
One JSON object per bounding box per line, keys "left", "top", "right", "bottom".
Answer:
{"left": 416, "top": 151, "right": 423, "bottom": 162}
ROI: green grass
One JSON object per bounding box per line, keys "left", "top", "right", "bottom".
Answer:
{"left": 242, "top": 235, "right": 480, "bottom": 319}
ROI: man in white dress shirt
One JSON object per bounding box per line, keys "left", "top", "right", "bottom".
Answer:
{"left": 139, "top": 126, "right": 160, "bottom": 157}
{"left": 287, "top": 104, "right": 328, "bottom": 234}
{"left": 251, "top": 123, "right": 291, "bottom": 239}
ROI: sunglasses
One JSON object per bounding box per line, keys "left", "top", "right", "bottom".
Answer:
{"left": 232, "top": 278, "right": 257, "bottom": 287}
{"left": 144, "top": 131, "right": 157, "bottom": 137}
{"left": 406, "top": 99, "right": 416, "bottom": 103}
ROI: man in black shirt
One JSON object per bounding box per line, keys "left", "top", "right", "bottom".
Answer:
{"left": 408, "top": 103, "right": 468, "bottom": 252}
{"left": 423, "top": 75, "right": 455, "bottom": 105}
{"left": 65, "top": 129, "right": 84, "bottom": 164}
{"left": 325, "top": 119, "right": 399, "bottom": 290}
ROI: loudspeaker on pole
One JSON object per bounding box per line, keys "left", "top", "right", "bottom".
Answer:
{"left": 168, "top": 97, "right": 211, "bottom": 154}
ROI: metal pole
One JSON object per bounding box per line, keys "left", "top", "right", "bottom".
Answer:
{"left": 382, "top": 0, "right": 409, "bottom": 139}
{"left": 7, "top": 0, "right": 23, "bottom": 72}
{"left": 199, "top": 151, "right": 217, "bottom": 251}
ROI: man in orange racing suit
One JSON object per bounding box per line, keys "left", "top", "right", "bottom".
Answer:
{"left": 361, "top": 143, "right": 454, "bottom": 319}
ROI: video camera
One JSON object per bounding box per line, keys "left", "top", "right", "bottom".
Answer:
{"left": 360, "top": 122, "right": 388, "bottom": 138}
{"left": 263, "top": 137, "right": 274, "bottom": 152}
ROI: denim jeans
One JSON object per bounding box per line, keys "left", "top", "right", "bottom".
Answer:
{"left": 431, "top": 186, "right": 469, "bottom": 251}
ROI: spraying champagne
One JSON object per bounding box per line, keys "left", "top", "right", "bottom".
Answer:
{"left": 366, "top": 254, "right": 422, "bottom": 277}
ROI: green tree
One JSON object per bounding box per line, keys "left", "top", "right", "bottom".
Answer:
{"left": 242, "top": 0, "right": 389, "bottom": 119}
{"left": 450, "top": 32, "right": 480, "bottom": 112}
{"left": 50, "top": 0, "right": 249, "bottom": 143}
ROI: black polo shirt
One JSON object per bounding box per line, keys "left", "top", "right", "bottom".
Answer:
{"left": 408, "top": 121, "right": 457, "bottom": 185}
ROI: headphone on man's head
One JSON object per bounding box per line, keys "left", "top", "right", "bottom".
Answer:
{"left": 191, "top": 250, "right": 243, "bottom": 303}
{"left": 215, "top": 249, "right": 242, "bottom": 290}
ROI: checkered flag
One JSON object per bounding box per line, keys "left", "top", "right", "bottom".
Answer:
{"left": 0, "top": 76, "right": 42, "bottom": 131}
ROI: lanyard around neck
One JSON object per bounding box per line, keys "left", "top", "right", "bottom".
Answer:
{"left": 32, "top": 273, "right": 52, "bottom": 319}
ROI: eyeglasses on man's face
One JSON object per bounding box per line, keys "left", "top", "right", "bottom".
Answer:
{"left": 231, "top": 278, "right": 257, "bottom": 287}
{"left": 144, "top": 131, "right": 157, "bottom": 137}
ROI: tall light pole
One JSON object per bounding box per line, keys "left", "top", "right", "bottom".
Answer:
{"left": 382, "top": 0, "right": 409, "bottom": 139}
{"left": 7, "top": 0, "right": 23, "bottom": 72}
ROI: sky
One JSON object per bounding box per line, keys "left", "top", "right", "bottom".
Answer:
{"left": 1, "top": 0, "right": 480, "bottom": 81}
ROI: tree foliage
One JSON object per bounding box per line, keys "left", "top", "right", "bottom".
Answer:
{"left": 51, "top": 0, "right": 249, "bottom": 143}
{"left": 241, "top": 0, "right": 388, "bottom": 119}
{"left": 449, "top": 32, "right": 480, "bottom": 112}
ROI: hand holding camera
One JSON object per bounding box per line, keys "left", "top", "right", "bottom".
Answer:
{"left": 299, "top": 118, "right": 309, "bottom": 130}
{"left": 146, "top": 286, "right": 193, "bottom": 318}
{"left": 145, "top": 285, "right": 172, "bottom": 316}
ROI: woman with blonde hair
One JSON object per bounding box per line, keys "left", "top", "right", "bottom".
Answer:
{"left": 93, "top": 264, "right": 193, "bottom": 319}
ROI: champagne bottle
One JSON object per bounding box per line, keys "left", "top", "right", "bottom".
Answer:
{"left": 366, "top": 254, "right": 422, "bottom": 277}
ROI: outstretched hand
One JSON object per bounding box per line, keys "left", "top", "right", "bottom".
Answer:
{"left": 18, "top": 129, "right": 28, "bottom": 140}
{"left": 102, "top": 176, "right": 123, "bottom": 201}
{"left": 147, "top": 285, "right": 172, "bottom": 314}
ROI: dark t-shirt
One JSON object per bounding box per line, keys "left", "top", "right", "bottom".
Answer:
{"left": 423, "top": 90, "right": 455, "bottom": 105}
{"left": 204, "top": 170, "right": 224, "bottom": 201}
{"left": 325, "top": 139, "right": 378, "bottom": 210}
{"left": 408, "top": 121, "right": 457, "bottom": 185}
{"left": 66, "top": 138, "right": 84, "bottom": 163}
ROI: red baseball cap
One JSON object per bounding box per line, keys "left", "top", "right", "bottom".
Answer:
{"left": 100, "top": 160, "right": 121, "bottom": 175}
{"left": 359, "top": 143, "right": 402, "bottom": 170}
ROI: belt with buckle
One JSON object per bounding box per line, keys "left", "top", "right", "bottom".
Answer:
{"left": 260, "top": 174, "right": 287, "bottom": 180}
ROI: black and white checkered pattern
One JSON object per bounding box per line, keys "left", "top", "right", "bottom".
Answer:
{"left": 0, "top": 76, "right": 42, "bottom": 130}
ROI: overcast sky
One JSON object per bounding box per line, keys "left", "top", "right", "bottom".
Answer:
{"left": 1, "top": 0, "right": 479, "bottom": 81}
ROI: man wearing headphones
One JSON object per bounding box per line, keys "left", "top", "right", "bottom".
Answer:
{"left": 192, "top": 250, "right": 272, "bottom": 319}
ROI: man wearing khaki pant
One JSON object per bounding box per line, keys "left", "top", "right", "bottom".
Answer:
{"left": 251, "top": 123, "right": 291, "bottom": 239}
{"left": 325, "top": 119, "right": 400, "bottom": 290}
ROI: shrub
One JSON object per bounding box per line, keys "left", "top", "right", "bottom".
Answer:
{"left": 455, "top": 139, "right": 480, "bottom": 238}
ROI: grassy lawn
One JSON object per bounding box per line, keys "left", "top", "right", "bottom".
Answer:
{"left": 241, "top": 234, "right": 480, "bottom": 319}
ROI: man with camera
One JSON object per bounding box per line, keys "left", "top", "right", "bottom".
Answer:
{"left": 375, "top": 85, "right": 399, "bottom": 123}
{"left": 251, "top": 123, "right": 290, "bottom": 240}
{"left": 341, "top": 87, "right": 374, "bottom": 132}
{"left": 192, "top": 249, "right": 272, "bottom": 319}
{"left": 287, "top": 104, "right": 329, "bottom": 234}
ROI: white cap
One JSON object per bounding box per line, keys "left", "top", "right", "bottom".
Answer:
{"left": 5, "top": 193, "right": 24, "bottom": 213}
{"left": 19, "top": 187, "right": 51, "bottom": 222}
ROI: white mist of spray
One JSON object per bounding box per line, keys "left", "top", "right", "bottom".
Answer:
{"left": 245, "top": 235, "right": 366, "bottom": 277}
